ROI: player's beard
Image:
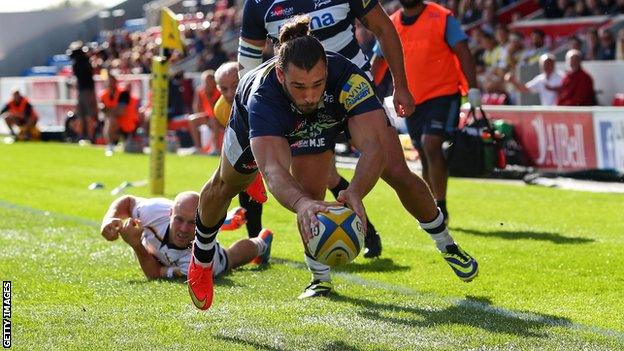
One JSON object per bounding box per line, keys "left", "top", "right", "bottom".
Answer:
{"left": 281, "top": 81, "right": 321, "bottom": 114}
{"left": 399, "top": 0, "right": 422, "bottom": 8}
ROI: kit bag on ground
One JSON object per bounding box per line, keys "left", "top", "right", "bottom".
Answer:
{"left": 446, "top": 107, "right": 501, "bottom": 177}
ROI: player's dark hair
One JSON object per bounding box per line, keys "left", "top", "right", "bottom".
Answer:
{"left": 277, "top": 15, "right": 326, "bottom": 72}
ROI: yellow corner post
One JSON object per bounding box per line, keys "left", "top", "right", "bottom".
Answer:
{"left": 149, "top": 7, "right": 184, "bottom": 195}
{"left": 149, "top": 56, "right": 168, "bottom": 195}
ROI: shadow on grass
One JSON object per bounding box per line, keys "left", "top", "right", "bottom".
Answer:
{"left": 214, "top": 335, "right": 363, "bottom": 351}
{"left": 330, "top": 294, "right": 571, "bottom": 338}
{"left": 272, "top": 257, "right": 410, "bottom": 274}
{"left": 333, "top": 258, "right": 410, "bottom": 274}
{"left": 127, "top": 275, "right": 241, "bottom": 287}
{"left": 214, "top": 335, "right": 287, "bottom": 351}
{"left": 452, "top": 227, "right": 594, "bottom": 244}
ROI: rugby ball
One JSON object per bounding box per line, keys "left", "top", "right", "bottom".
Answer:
{"left": 303, "top": 206, "right": 365, "bottom": 266}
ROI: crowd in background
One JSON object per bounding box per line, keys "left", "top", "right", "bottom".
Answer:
{"left": 58, "top": 0, "right": 624, "bottom": 106}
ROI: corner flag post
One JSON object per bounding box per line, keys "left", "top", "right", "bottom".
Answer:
{"left": 149, "top": 7, "right": 184, "bottom": 195}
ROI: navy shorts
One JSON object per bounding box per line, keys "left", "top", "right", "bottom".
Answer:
{"left": 405, "top": 93, "right": 461, "bottom": 149}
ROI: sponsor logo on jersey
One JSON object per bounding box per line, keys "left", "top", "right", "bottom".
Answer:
{"left": 287, "top": 111, "right": 342, "bottom": 140}
{"left": 269, "top": 5, "right": 294, "bottom": 18}
{"left": 313, "top": 0, "right": 332, "bottom": 9}
{"left": 323, "top": 92, "right": 334, "bottom": 103}
{"left": 309, "top": 12, "right": 336, "bottom": 30}
{"left": 340, "top": 74, "right": 374, "bottom": 112}
{"left": 362, "top": 0, "right": 372, "bottom": 8}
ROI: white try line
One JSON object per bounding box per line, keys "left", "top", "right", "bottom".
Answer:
{"left": 2, "top": 199, "right": 623, "bottom": 342}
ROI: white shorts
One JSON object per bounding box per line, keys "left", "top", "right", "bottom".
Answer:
{"left": 212, "top": 241, "right": 229, "bottom": 277}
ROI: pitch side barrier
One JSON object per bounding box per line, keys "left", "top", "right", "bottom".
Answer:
{"left": 0, "top": 72, "right": 203, "bottom": 134}
{"left": 459, "top": 105, "right": 624, "bottom": 173}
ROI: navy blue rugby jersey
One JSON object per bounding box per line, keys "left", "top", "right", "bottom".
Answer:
{"left": 241, "top": 0, "right": 377, "bottom": 71}
{"left": 228, "top": 52, "right": 382, "bottom": 150}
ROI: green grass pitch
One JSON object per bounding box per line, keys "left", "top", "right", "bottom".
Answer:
{"left": 0, "top": 142, "right": 623, "bottom": 350}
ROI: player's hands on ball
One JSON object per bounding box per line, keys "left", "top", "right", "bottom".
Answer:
{"left": 101, "top": 217, "right": 122, "bottom": 241}
{"left": 119, "top": 218, "right": 143, "bottom": 248}
{"left": 294, "top": 198, "right": 332, "bottom": 242}
{"left": 337, "top": 189, "right": 368, "bottom": 236}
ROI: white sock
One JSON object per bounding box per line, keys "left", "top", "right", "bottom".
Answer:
{"left": 419, "top": 209, "right": 455, "bottom": 252}
{"left": 304, "top": 254, "right": 331, "bottom": 282}
{"left": 250, "top": 237, "right": 267, "bottom": 257}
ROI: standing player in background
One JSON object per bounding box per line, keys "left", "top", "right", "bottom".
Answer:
{"left": 237, "top": 0, "right": 415, "bottom": 259}
{"left": 100, "top": 192, "right": 272, "bottom": 280}
{"left": 187, "top": 17, "right": 478, "bottom": 310}
{"left": 371, "top": 0, "right": 481, "bottom": 223}
{"left": 213, "top": 61, "right": 270, "bottom": 244}
{"left": 68, "top": 42, "right": 98, "bottom": 142}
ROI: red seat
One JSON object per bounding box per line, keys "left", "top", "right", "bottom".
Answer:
{"left": 612, "top": 93, "right": 624, "bottom": 106}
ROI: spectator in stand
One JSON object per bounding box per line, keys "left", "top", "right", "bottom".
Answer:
{"left": 601, "top": 0, "right": 617, "bottom": 12}
{"left": 445, "top": 0, "right": 460, "bottom": 15}
{"left": 480, "top": 5, "right": 498, "bottom": 35}
{"left": 572, "top": 0, "right": 590, "bottom": 16}
{"left": 1, "top": 89, "right": 40, "bottom": 141}
{"left": 460, "top": 0, "right": 482, "bottom": 24}
{"left": 506, "top": 32, "right": 526, "bottom": 70}
{"left": 556, "top": 49, "right": 597, "bottom": 106}
{"left": 585, "top": 28, "right": 601, "bottom": 60}
{"left": 586, "top": 0, "right": 607, "bottom": 15}
{"left": 567, "top": 35, "right": 584, "bottom": 55}
{"left": 617, "top": 28, "right": 624, "bottom": 60}
{"left": 505, "top": 53, "right": 563, "bottom": 106}
{"left": 188, "top": 70, "right": 221, "bottom": 154}
{"left": 202, "top": 42, "right": 229, "bottom": 71}
{"left": 541, "top": 0, "right": 564, "bottom": 18}
{"left": 557, "top": 0, "right": 576, "bottom": 16}
{"left": 522, "top": 29, "right": 548, "bottom": 64}
{"left": 598, "top": 29, "right": 616, "bottom": 60}
{"left": 494, "top": 25, "right": 511, "bottom": 68}
{"left": 68, "top": 42, "right": 98, "bottom": 142}
{"left": 481, "top": 32, "right": 502, "bottom": 71}
{"left": 611, "top": 0, "right": 624, "bottom": 13}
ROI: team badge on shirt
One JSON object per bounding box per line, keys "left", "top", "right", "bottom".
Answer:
{"left": 340, "top": 74, "right": 374, "bottom": 112}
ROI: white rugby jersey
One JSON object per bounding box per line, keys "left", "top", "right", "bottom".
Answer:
{"left": 131, "top": 198, "right": 192, "bottom": 274}
{"left": 240, "top": 0, "right": 377, "bottom": 71}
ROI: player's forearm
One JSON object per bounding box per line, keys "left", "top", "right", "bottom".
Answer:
{"left": 131, "top": 244, "right": 162, "bottom": 280}
{"left": 454, "top": 42, "right": 478, "bottom": 89}
{"left": 376, "top": 30, "right": 408, "bottom": 89}
{"left": 261, "top": 166, "right": 310, "bottom": 212}
{"left": 347, "top": 141, "right": 384, "bottom": 198}
{"left": 103, "top": 195, "right": 134, "bottom": 220}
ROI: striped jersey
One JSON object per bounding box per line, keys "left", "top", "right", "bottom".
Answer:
{"left": 240, "top": 0, "right": 378, "bottom": 71}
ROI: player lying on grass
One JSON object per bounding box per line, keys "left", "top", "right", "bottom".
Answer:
{"left": 188, "top": 16, "right": 479, "bottom": 310}
{"left": 100, "top": 191, "right": 273, "bottom": 280}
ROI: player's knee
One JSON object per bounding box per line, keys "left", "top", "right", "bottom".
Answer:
{"left": 382, "top": 160, "right": 410, "bottom": 185}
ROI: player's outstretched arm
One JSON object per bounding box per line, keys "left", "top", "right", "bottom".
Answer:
{"left": 250, "top": 136, "right": 331, "bottom": 239}
{"left": 343, "top": 109, "right": 388, "bottom": 228}
{"left": 101, "top": 195, "right": 138, "bottom": 241}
